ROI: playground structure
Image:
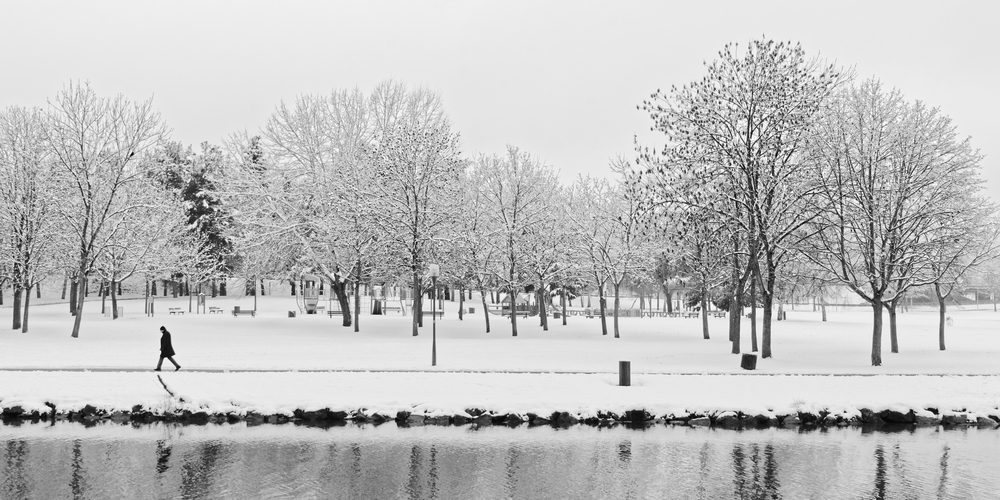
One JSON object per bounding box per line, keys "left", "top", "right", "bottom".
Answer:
{"left": 301, "top": 274, "right": 320, "bottom": 314}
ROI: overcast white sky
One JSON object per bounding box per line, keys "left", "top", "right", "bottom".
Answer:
{"left": 2, "top": 0, "right": 997, "bottom": 198}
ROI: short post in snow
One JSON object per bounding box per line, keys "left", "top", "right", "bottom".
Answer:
{"left": 619, "top": 361, "right": 631, "bottom": 386}
{"left": 428, "top": 264, "right": 440, "bottom": 367}
{"left": 741, "top": 353, "right": 757, "bottom": 370}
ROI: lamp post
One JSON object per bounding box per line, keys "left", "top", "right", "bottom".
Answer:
{"left": 428, "top": 264, "right": 440, "bottom": 366}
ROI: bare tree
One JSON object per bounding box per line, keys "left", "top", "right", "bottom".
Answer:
{"left": 44, "top": 82, "right": 165, "bottom": 338}
{"left": 601, "top": 158, "right": 652, "bottom": 338}
{"left": 568, "top": 175, "right": 615, "bottom": 335}
{"left": 807, "top": 80, "right": 987, "bottom": 365}
{"left": 0, "top": 106, "right": 60, "bottom": 332}
{"left": 638, "top": 38, "right": 843, "bottom": 357}
{"left": 457, "top": 165, "right": 500, "bottom": 332}
{"left": 925, "top": 206, "right": 1000, "bottom": 350}
{"left": 475, "top": 147, "right": 556, "bottom": 337}
{"left": 370, "top": 126, "right": 464, "bottom": 336}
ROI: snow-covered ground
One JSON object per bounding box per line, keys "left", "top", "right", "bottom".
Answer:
{"left": 2, "top": 294, "right": 999, "bottom": 421}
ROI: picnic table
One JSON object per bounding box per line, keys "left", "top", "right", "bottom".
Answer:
{"left": 168, "top": 308, "right": 184, "bottom": 315}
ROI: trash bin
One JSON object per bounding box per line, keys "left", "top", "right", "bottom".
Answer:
{"left": 468, "top": 307, "right": 475, "bottom": 314}
{"left": 740, "top": 353, "right": 757, "bottom": 370}
{"left": 288, "top": 311, "right": 296, "bottom": 318}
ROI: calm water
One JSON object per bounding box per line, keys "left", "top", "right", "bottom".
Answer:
{"left": 1, "top": 420, "right": 997, "bottom": 499}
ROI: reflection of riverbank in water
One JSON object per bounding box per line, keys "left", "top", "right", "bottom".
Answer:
{"left": 1, "top": 421, "right": 996, "bottom": 499}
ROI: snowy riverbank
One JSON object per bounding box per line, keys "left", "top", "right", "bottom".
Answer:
{"left": 3, "top": 296, "right": 1000, "bottom": 428}
{"left": 1, "top": 370, "right": 999, "bottom": 429}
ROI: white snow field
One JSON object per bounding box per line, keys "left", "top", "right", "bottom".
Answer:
{"left": 1, "top": 294, "right": 999, "bottom": 421}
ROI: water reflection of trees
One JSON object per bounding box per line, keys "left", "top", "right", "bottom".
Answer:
{"left": 70, "top": 438, "right": 85, "bottom": 499}
{"left": 0, "top": 423, "right": 994, "bottom": 498}
{"left": 732, "top": 443, "right": 780, "bottom": 499}
{"left": 3, "top": 439, "right": 28, "bottom": 499}
{"left": 180, "top": 439, "right": 229, "bottom": 498}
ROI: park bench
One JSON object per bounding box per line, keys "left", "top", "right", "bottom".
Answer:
{"left": 383, "top": 303, "right": 403, "bottom": 315}
{"left": 208, "top": 306, "right": 224, "bottom": 314}
{"left": 684, "top": 312, "right": 699, "bottom": 319}
{"left": 168, "top": 308, "right": 184, "bottom": 315}
{"left": 711, "top": 311, "right": 726, "bottom": 318}
{"left": 232, "top": 308, "right": 256, "bottom": 317}
{"left": 327, "top": 309, "right": 343, "bottom": 318}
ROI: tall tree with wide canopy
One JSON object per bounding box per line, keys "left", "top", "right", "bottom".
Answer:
{"left": 44, "top": 82, "right": 165, "bottom": 338}
{"left": 806, "top": 80, "right": 987, "bottom": 365}
{"left": 474, "top": 147, "right": 556, "bottom": 337}
{"left": 370, "top": 125, "right": 464, "bottom": 337}
{"left": 638, "top": 38, "right": 842, "bottom": 356}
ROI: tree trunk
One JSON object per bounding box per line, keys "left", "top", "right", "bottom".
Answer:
{"left": 100, "top": 279, "right": 107, "bottom": 315}
{"left": 750, "top": 276, "right": 758, "bottom": 353}
{"left": 935, "top": 282, "right": 947, "bottom": 351}
{"left": 71, "top": 271, "right": 87, "bottom": 338}
{"left": 412, "top": 271, "right": 420, "bottom": 336}
{"left": 69, "top": 275, "right": 78, "bottom": 316}
{"left": 332, "top": 278, "right": 352, "bottom": 328}
{"left": 539, "top": 285, "right": 548, "bottom": 331}
{"left": 459, "top": 287, "right": 464, "bottom": 321}
{"left": 145, "top": 279, "right": 150, "bottom": 315}
{"left": 260, "top": 278, "right": 266, "bottom": 296}
{"left": 111, "top": 279, "right": 119, "bottom": 320}
{"left": 480, "top": 287, "right": 491, "bottom": 333}
{"left": 871, "top": 297, "right": 883, "bottom": 366}
{"left": 561, "top": 285, "right": 567, "bottom": 326}
{"left": 354, "top": 277, "right": 361, "bottom": 333}
{"left": 598, "top": 283, "right": 608, "bottom": 336}
{"left": 290, "top": 279, "right": 297, "bottom": 296}
{"left": 662, "top": 282, "right": 673, "bottom": 314}
{"left": 729, "top": 286, "right": 741, "bottom": 354}
{"left": 62, "top": 273, "right": 68, "bottom": 300}
{"left": 12, "top": 281, "right": 22, "bottom": 330}
{"left": 884, "top": 300, "right": 899, "bottom": 354}
{"left": 510, "top": 288, "right": 518, "bottom": 337}
{"left": 21, "top": 283, "right": 31, "bottom": 333}
{"left": 612, "top": 282, "right": 621, "bottom": 339}
{"left": 701, "top": 285, "right": 709, "bottom": 340}
{"left": 762, "top": 269, "right": 776, "bottom": 359}
{"left": 761, "top": 291, "right": 773, "bottom": 359}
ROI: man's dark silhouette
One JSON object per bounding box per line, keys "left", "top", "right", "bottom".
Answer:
{"left": 155, "top": 326, "right": 181, "bottom": 371}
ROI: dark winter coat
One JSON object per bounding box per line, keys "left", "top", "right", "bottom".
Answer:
{"left": 160, "top": 331, "right": 176, "bottom": 357}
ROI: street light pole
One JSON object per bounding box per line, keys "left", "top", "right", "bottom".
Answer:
{"left": 428, "top": 264, "right": 440, "bottom": 367}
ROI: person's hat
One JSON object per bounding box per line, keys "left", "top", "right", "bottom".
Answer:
{"left": 159, "top": 326, "right": 166, "bottom": 331}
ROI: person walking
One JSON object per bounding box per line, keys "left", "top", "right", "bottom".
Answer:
{"left": 155, "top": 326, "right": 181, "bottom": 371}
